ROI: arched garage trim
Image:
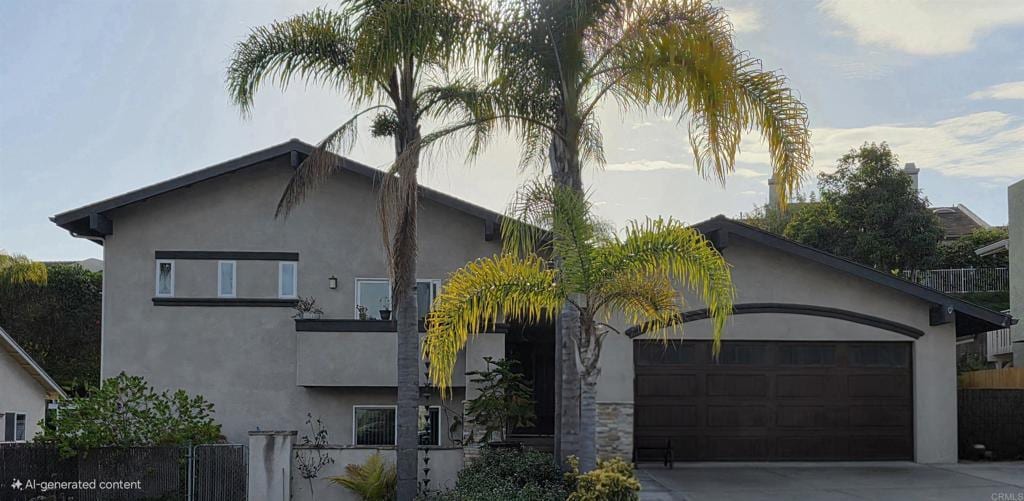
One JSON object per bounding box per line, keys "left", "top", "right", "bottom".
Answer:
{"left": 626, "top": 302, "right": 925, "bottom": 339}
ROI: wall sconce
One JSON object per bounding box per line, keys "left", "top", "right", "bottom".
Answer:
{"left": 328, "top": 275, "right": 338, "bottom": 289}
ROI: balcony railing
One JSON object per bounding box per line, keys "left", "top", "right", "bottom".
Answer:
{"left": 986, "top": 328, "right": 1013, "bottom": 361}
{"left": 902, "top": 268, "right": 1009, "bottom": 294}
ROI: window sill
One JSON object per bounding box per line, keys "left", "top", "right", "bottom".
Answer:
{"left": 152, "top": 297, "right": 299, "bottom": 307}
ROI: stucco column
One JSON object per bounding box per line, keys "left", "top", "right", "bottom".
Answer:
{"left": 248, "top": 430, "right": 296, "bottom": 501}
{"left": 913, "top": 326, "right": 958, "bottom": 463}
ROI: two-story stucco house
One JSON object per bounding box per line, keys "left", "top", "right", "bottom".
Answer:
{"left": 53, "top": 139, "right": 1014, "bottom": 464}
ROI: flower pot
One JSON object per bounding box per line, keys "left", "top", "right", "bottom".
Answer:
{"left": 300, "top": 311, "right": 321, "bottom": 320}
{"left": 379, "top": 310, "right": 392, "bottom": 320}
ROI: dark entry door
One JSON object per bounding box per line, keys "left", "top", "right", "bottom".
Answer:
{"left": 505, "top": 320, "right": 555, "bottom": 435}
{"left": 634, "top": 340, "right": 913, "bottom": 461}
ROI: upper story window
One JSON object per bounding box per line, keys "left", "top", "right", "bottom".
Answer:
{"left": 2, "top": 412, "right": 26, "bottom": 443}
{"left": 355, "top": 279, "right": 440, "bottom": 320}
{"left": 155, "top": 260, "right": 175, "bottom": 297}
{"left": 218, "top": 261, "right": 236, "bottom": 298}
{"left": 278, "top": 262, "right": 298, "bottom": 298}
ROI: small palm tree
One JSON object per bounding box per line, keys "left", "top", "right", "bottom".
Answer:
{"left": 0, "top": 252, "right": 47, "bottom": 289}
{"left": 329, "top": 453, "right": 397, "bottom": 501}
{"left": 424, "top": 182, "right": 734, "bottom": 470}
{"left": 226, "top": 1, "right": 485, "bottom": 495}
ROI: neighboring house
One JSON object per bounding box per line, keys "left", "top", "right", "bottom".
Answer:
{"left": 53, "top": 140, "right": 1015, "bottom": 465}
{"left": 1009, "top": 179, "right": 1024, "bottom": 365}
{"left": 0, "top": 325, "right": 66, "bottom": 442}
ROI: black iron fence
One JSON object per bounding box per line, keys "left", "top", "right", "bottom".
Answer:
{"left": 0, "top": 444, "right": 246, "bottom": 501}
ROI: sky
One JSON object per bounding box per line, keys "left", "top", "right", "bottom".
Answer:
{"left": 1, "top": 0, "right": 1023, "bottom": 261}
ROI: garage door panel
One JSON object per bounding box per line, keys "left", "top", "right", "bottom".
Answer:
{"left": 706, "top": 405, "right": 771, "bottom": 427}
{"left": 706, "top": 374, "right": 769, "bottom": 396}
{"left": 634, "top": 340, "right": 913, "bottom": 461}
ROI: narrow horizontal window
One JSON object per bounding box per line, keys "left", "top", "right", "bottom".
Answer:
{"left": 279, "top": 262, "right": 297, "bottom": 298}
{"left": 218, "top": 261, "right": 236, "bottom": 298}
{"left": 155, "top": 260, "right": 175, "bottom": 297}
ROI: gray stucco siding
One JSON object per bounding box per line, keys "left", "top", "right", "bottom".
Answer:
{"left": 1010, "top": 179, "right": 1023, "bottom": 363}
{"left": 0, "top": 351, "right": 49, "bottom": 441}
{"left": 99, "top": 157, "right": 502, "bottom": 443}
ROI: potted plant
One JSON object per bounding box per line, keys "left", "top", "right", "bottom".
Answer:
{"left": 378, "top": 297, "right": 392, "bottom": 321}
{"left": 356, "top": 305, "right": 369, "bottom": 321}
{"left": 464, "top": 357, "right": 536, "bottom": 448}
{"left": 293, "top": 296, "right": 324, "bottom": 320}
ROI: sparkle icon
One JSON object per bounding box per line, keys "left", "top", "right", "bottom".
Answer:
{"left": 10, "top": 479, "right": 23, "bottom": 490}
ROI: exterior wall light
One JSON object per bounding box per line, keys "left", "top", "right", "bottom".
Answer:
{"left": 328, "top": 276, "right": 338, "bottom": 289}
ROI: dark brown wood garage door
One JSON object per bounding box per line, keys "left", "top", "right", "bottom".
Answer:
{"left": 634, "top": 340, "right": 913, "bottom": 461}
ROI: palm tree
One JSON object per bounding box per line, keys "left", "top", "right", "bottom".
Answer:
{"left": 0, "top": 252, "right": 47, "bottom": 289}
{"left": 423, "top": 181, "right": 735, "bottom": 470}
{"left": 425, "top": 0, "right": 812, "bottom": 464}
{"left": 226, "top": 2, "right": 484, "bottom": 496}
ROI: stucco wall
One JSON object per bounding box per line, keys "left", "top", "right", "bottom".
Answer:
{"left": 100, "top": 157, "right": 503, "bottom": 443}
{"left": 0, "top": 351, "right": 48, "bottom": 441}
{"left": 1010, "top": 179, "right": 1023, "bottom": 365}
{"left": 597, "top": 234, "right": 959, "bottom": 464}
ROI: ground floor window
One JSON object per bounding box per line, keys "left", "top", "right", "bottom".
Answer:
{"left": 2, "top": 412, "right": 26, "bottom": 442}
{"left": 353, "top": 406, "right": 441, "bottom": 446}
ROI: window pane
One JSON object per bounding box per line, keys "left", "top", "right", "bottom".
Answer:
{"left": 355, "top": 408, "right": 395, "bottom": 445}
{"left": 779, "top": 345, "right": 836, "bottom": 366}
{"left": 15, "top": 414, "right": 25, "bottom": 441}
{"left": 280, "top": 263, "right": 296, "bottom": 297}
{"left": 849, "top": 344, "right": 909, "bottom": 368}
{"left": 716, "top": 343, "right": 768, "bottom": 365}
{"left": 157, "top": 262, "right": 173, "bottom": 295}
{"left": 219, "top": 262, "right": 235, "bottom": 296}
{"left": 418, "top": 407, "right": 440, "bottom": 446}
{"left": 358, "top": 281, "right": 390, "bottom": 319}
{"left": 635, "top": 342, "right": 695, "bottom": 366}
{"left": 416, "top": 281, "right": 434, "bottom": 320}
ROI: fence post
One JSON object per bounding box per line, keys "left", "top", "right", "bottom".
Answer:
{"left": 247, "top": 431, "right": 296, "bottom": 501}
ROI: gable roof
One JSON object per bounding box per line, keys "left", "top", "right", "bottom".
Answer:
{"left": 51, "top": 139, "right": 502, "bottom": 241}
{"left": 933, "top": 204, "right": 989, "bottom": 240}
{"left": 0, "top": 326, "right": 67, "bottom": 399}
{"left": 694, "top": 216, "right": 1015, "bottom": 336}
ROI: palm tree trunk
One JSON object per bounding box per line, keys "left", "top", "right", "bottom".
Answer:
{"left": 394, "top": 98, "right": 421, "bottom": 501}
{"left": 549, "top": 128, "right": 582, "bottom": 466}
{"left": 577, "top": 318, "right": 601, "bottom": 472}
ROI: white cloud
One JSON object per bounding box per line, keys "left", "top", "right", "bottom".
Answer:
{"left": 727, "top": 6, "right": 761, "bottom": 33}
{"left": 969, "top": 81, "right": 1024, "bottom": 100}
{"left": 604, "top": 159, "right": 692, "bottom": 172}
{"left": 740, "top": 111, "right": 1024, "bottom": 178}
{"left": 818, "top": 0, "right": 1024, "bottom": 55}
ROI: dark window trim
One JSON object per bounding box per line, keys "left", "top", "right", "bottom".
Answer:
{"left": 295, "top": 319, "right": 509, "bottom": 333}
{"left": 153, "top": 297, "right": 298, "bottom": 307}
{"left": 155, "top": 251, "right": 299, "bottom": 261}
{"left": 626, "top": 302, "right": 924, "bottom": 339}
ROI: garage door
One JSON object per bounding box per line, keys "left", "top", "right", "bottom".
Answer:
{"left": 634, "top": 340, "right": 913, "bottom": 461}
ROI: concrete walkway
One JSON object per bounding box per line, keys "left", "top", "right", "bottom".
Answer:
{"left": 637, "top": 462, "right": 1024, "bottom": 501}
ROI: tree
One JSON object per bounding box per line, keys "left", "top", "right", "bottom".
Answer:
{"left": 0, "top": 252, "right": 47, "bottom": 289}
{"left": 429, "top": 0, "right": 811, "bottom": 464}
{"left": 424, "top": 182, "right": 734, "bottom": 470}
{"left": 0, "top": 263, "right": 101, "bottom": 394}
{"left": 464, "top": 356, "right": 536, "bottom": 443}
{"left": 931, "top": 227, "right": 1009, "bottom": 269}
{"left": 226, "top": 2, "right": 482, "bottom": 495}
{"left": 783, "top": 143, "right": 943, "bottom": 272}
{"left": 39, "top": 373, "right": 222, "bottom": 457}
{"left": 739, "top": 192, "right": 816, "bottom": 234}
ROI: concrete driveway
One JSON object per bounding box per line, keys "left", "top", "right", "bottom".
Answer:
{"left": 637, "top": 462, "right": 1024, "bottom": 501}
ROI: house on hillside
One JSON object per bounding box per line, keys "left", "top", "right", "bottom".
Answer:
{"left": 53, "top": 140, "right": 1014, "bottom": 465}
{"left": 0, "top": 326, "right": 66, "bottom": 442}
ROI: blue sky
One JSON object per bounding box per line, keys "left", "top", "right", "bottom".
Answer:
{"left": 2, "top": 0, "right": 1023, "bottom": 260}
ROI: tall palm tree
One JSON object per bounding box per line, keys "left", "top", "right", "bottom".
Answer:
{"left": 226, "top": 2, "right": 484, "bottom": 496}
{"left": 424, "top": 181, "right": 734, "bottom": 470}
{"left": 422, "top": 0, "right": 812, "bottom": 462}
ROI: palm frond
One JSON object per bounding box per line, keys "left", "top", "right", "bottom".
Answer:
{"left": 226, "top": 8, "right": 356, "bottom": 115}
{"left": 599, "top": 273, "right": 679, "bottom": 334}
{"left": 423, "top": 254, "right": 563, "bottom": 393}
{"left": 597, "top": 218, "right": 734, "bottom": 352}
{"left": 0, "top": 252, "right": 47, "bottom": 288}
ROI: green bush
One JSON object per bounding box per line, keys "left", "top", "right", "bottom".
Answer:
{"left": 441, "top": 447, "right": 567, "bottom": 500}
{"left": 565, "top": 456, "right": 640, "bottom": 501}
{"left": 329, "top": 453, "right": 396, "bottom": 501}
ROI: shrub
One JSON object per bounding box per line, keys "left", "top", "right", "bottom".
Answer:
{"left": 38, "top": 372, "right": 221, "bottom": 456}
{"left": 329, "top": 453, "right": 397, "bottom": 501}
{"left": 565, "top": 456, "right": 640, "bottom": 501}
{"left": 445, "top": 447, "right": 566, "bottom": 500}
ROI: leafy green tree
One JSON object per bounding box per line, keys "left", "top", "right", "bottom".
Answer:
{"left": 783, "top": 143, "right": 942, "bottom": 272}
{"left": 424, "top": 182, "right": 734, "bottom": 470}
{"left": 739, "top": 193, "right": 816, "bottom": 234}
{"left": 0, "top": 252, "right": 47, "bottom": 289}
{"left": 931, "top": 227, "right": 1009, "bottom": 269}
{"left": 38, "top": 373, "right": 222, "bottom": 456}
{"left": 226, "top": 2, "right": 484, "bottom": 495}
{"left": 0, "top": 263, "right": 100, "bottom": 394}
{"left": 464, "top": 356, "right": 536, "bottom": 443}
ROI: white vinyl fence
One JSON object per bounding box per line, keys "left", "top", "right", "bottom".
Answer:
{"left": 903, "top": 268, "right": 1009, "bottom": 294}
